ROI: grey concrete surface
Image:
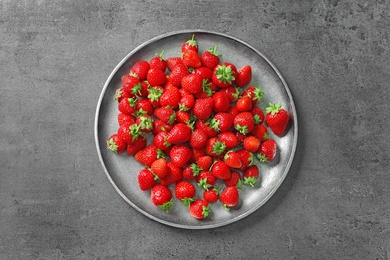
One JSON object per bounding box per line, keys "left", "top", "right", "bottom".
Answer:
{"left": 1, "top": 0, "right": 390, "bottom": 259}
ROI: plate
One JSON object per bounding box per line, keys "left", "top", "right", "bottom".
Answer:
{"left": 95, "top": 30, "right": 298, "bottom": 229}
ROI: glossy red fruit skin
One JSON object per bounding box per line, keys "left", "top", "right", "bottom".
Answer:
{"left": 213, "top": 91, "right": 230, "bottom": 113}
{"left": 150, "top": 184, "right": 172, "bottom": 206}
{"left": 189, "top": 129, "right": 208, "bottom": 149}
{"left": 257, "top": 139, "right": 277, "bottom": 162}
{"left": 220, "top": 186, "right": 239, "bottom": 208}
{"left": 193, "top": 97, "right": 214, "bottom": 121}
{"left": 203, "top": 188, "right": 219, "bottom": 203}
{"left": 211, "top": 161, "right": 231, "bottom": 180}
{"left": 147, "top": 68, "right": 167, "bottom": 87}
{"left": 174, "top": 180, "right": 196, "bottom": 201}
{"left": 189, "top": 199, "right": 210, "bottom": 219}
{"left": 107, "top": 134, "right": 127, "bottom": 153}
{"left": 234, "top": 112, "right": 255, "bottom": 135}
{"left": 218, "top": 132, "right": 238, "bottom": 149}
{"left": 235, "top": 65, "right": 252, "bottom": 87}
{"left": 265, "top": 103, "right": 290, "bottom": 136}
{"left": 170, "top": 145, "right": 193, "bottom": 168}
{"left": 130, "top": 60, "right": 150, "bottom": 81}
{"left": 224, "top": 170, "right": 242, "bottom": 188}
{"left": 167, "top": 123, "right": 192, "bottom": 144}
{"left": 138, "top": 168, "right": 156, "bottom": 191}
{"left": 181, "top": 73, "right": 203, "bottom": 94}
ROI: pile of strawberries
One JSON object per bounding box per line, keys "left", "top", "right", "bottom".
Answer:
{"left": 106, "top": 35, "right": 290, "bottom": 220}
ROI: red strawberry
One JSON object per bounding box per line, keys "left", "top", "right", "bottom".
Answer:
{"left": 234, "top": 112, "right": 255, "bottom": 135}
{"left": 153, "top": 107, "right": 176, "bottom": 125}
{"left": 223, "top": 150, "right": 242, "bottom": 169}
{"left": 152, "top": 119, "right": 173, "bottom": 135}
{"left": 191, "top": 148, "right": 206, "bottom": 162}
{"left": 117, "top": 113, "right": 135, "bottom": 127}
{"left": 218, "top": 132, "right": 238, "bottom": 149}
{"left": 236, "top": 148, "right": 254, "bottom": 170}
{"left": 179, "top": 94, "right": 195, "bottom": 111}
{"left": 175, "top": 110, "right": 191, "bottom": 124}
{"left": 265, "top": 103, "right": 289, "bottom": 136}
{"left": 150, "top": 184, "right": 173, "bottom": 211}
{"left": 114, "top": 87, "right": 135, "bottom": 103}
{"left": 227, "top": 105, "right": 240, "bottom": 119}
{"left": 243, "top": 136, "right": 261, "bottom": 152}
{"left": 182, "top": 34, "right": 198, "bottom": 53}
{"left": 153, "top": 131, "right": 171, "bottom": 151}
{"left": 147, "top": 68, "right": 166, "bottom": 87}
{"left": 134, "top": 145, "right": 164, "bottom": 167}
{"left": 203, "top": 187, "right": 219, "bottom": 203}
{"left": 195, "top": 120, "right": 218, "bottom": 138}
{"left": 149, "top": 50, "right": 166, "bottom": 71}
{"left": 196, "top": 170, "right": 216, "bottom": 190}
{"left": 243, "top": 165, "right": 259, "bottom": 187}
{"left": 130, "top": 60, "right": 150, "bottom": 80}
{"left": 196, "top": 155, "right": 213, "bottom": 170}
{"left": 182, "top": 163, "right": 202, "bottom": 180}
{"left": 151, "top": 158, "right": 169, "bottom": 179}
{"left": 159, "top": 85, "right": 181, "bottom": 108}
{"left": 222, "top": 86, "right": 240, "bottom": 102}
{"left": 251, "top": 124, "right": 269, "bottom": 141}
{"left": 182, "top": 49, "right": 202, "bottom": 68}
{"left": 251, "top": 106, "right": 265, "bottom": 125}
{"left": 118, "top": 97, "right": 137, "bottom": 115}
{"left": 117, "top": 123, "right": 142, "bottom": 144}
{"left": 257, "top": 139, "right": 277, "bottom": 162}
{"left": 236, "top": 96, "right": 253, "bottom": 112}
{"left": 160, "top": 162, "right": 183, "bottom": 186}
{"left": 212, "top": 112, "right": 233, "bottom": 133}
{"left": 138, "top": 168, "right": 156, "bottom": 191}
{"left": 135, "top": 99, "right": 153, "bottom": 116}
{"left": 167, "top": 123, "right": 192, "bottom": 144}
{"left": 195, "top": 79, "right": 214, "bottom": 98}
{"left": 224, "top": 170, "right": 242, "bottom": 188}
{"left": 212, "top": 63, "right": 235, "bottom": 88}
{"left": 107, "top": 134, "right": 127, "bottom": 153}
{"left": 235, "top": 65, "right": 252, "bottom": 87}
{"left": 213, "top": 91, "right": 230, "bottom": 112}
{"left": 181, "top": 73, "right": 203, "bottom": 94}
{"left": 135, "top": 115, "right": 153, "bottom": 133}
{"left": 121, "top": 74, "right": 140, "bottom": 89}
{"left": 169, "top": 63, "right": 190, "bottom": 87}
{"left": 147, "top": 86, "right": 164, "bottom": 106}
{"left": 194, "top": 67, "right": 213, "bottom": 80}
{"left": 126, "top": 136, "right": 147, "bottom": 155}
{"left": 175, "top": 180, "right": 196, "bottom": 206}
{"left": 167, "top": 56, "right": 183, "bottom": 71}
{"left": 205, "top": 137, "right": 226, "bottom": 157}
{"left": 170, "top": 145, "right": 193, "bottom": 167}
{"left": 220, "top": 186, "right": 239, "bottom": 210}
{"left": 211, "top": 161, "right": 231, "bottom": 180}
{"left": 243, "top": 86, "right": 264, "bottom": 105}
{"left": 189, "top": 199, "right": 210, "bottom": 219}
{"left": 193, "top": 97, "right": 214, "bottom": 120}
{"left": 200, "top": 46, "right": 220, "bottom": 70}
{"left": 189, "top": 129, "right": 208, "bottom": 149}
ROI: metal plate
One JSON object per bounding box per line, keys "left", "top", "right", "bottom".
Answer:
{"left": 95, "top": 30, "right": 298, "bottom": 229}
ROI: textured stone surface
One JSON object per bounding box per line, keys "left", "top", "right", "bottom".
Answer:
{"left": 1, "top": 0, "right": 390, "bottom": 259}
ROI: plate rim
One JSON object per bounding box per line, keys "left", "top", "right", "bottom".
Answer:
{"left": 94, "top": 29, "right": 298, "bottom": 229}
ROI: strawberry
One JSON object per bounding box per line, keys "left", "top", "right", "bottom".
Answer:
{"left": 194, "top": 67, "right": 213, "bottom": 80}
{"left": 205, "top": 137, "right": 226, "bottom": 157}
{"left": 189, "top": 129, "right": 208, "bottom": 149}
{"left": 265, "top": 103, "right": 289, "bottom": 136}
{"left": 195, "top": 79, "right": 214, "bottom": 98}
{"left": 150, "top": 184, "right": 173, "bottom": 211}
{"left": 151, "top": 158, "right": 169, "bottom": 179}
{"left": 169, "top": 63, "right": 190, "bottom": 87}
{"left": 160, "top": 162, "right": 183, "bottom": 186}
{"left": 138, "top": 168, "right": 156, "bottom": 191}
{"left": 182, "top": 34, "right": 198, "bottom": 53}
{"left": 181, "top": 73, "right": 203, "bottom": 94}
{"left": 223, "top": 150, "right": 242, "bottom": 169}
{"left": 122, "top": 76, "right": 141, "bottom": 95}
{"left": 126, "top": 136, "right": 147, "bottom": 155}
{"left": 117, "top": 113, "right": 135, "bottom": 126}
{"left": 234, "top": 112, "right": 255, "bottom": 135}
{"left": 147, "top": 86, "right": 164, "bottom": 106}
{"left": 243, "top": 165, "right": 259, "bottom": 187}
{"left": 170, "top": 145, "right": 193, "bottom": 167}
{"left": 167, "top": 123, "right": 192, "bottom": 144}
{"left": 224, "top": 171, "right": 242, "bottom": 188}
{"left": 243, "top": 86, "right": 264, "bottom": 105}
{"left": 191, "top": 148, "right": 206, "bottom": 162}
{"left": 196, "top": 155, "right": 213, "bottom": 171}
{"left": 189, "top": 199, "right": 210, "bottom": 219}
{"left": 193, "top": 97, "right": 214, "bottom": 121}
{"left": 130, "top": 60, "right": 150, "bottom": 80}
{"left": 175, "top": 180, "right": 196, "bottom": 206}
{"left": 179, "top": 94, "right": 195, "bottom": 111}
{"left": 195, "top": 120, "right": 218, "bottom": 138}
{"left": 251, "top": 124, "right": 269, "bottom": 141}
{"left": 243, "top": 136, "right": 261, "bottom": 153}
{"left": 213, "top": 91, "right": 230, "bottom": 112}
{"left": 149, "top": 50, "right": 166, "bottom": 71}
{"left": 166, "top": 56, "right": 184, "bottom": 71}
{"left": 114, "top": 87, "right": 135, "bottom": 103}
{"left": 175, "top": 110, "right": 191, "bottom": 124}
{"left": 182, "top": 163, "right": 202, "bottom": 180}
{"left": 134, "top": 145, "right": 164, "bottom": 167}
{"left": 117, "top": 123, "right": 142, "bottom": 144}
{"left": 211, "top": 161, "right": 231, "bottom": 180}
{"left": 182, "top": 49, "right": 202, "bottom": 68}
{"left": 200, "top": 45, "right": 220, "bottom": 70}
{"left": 159, "top": 85, "right": 181, "bottom": 108}
{"left": 212, "top": 112, "right": 233, "bottom": 133}
{"left": 236, "top": 148, "right": 254, "bottom": 170}
{"left": 153, "top": 131, "right": 171, "bottom": 150}
{"left": 153, "top": 107, "right": 176, "bottom": 125}
{"left": 235, "top": 65, "right": 252, "bottom": 87}
{"left": 212, "top": 63, "right": 235, "bottom": 88}
{"left": 118, "top": 97, "right": 137, "bottom": 115}
{"left": 251, "top": 106, "right": 265, "bottom": 125}
{"left": 220, "top": 186, "right": 239, "bottom": 210}
{"left": 107, "top": 134, "right": 127, "bottom": 153}
{"left": 147, "top": 68, "right": 166, "bottom": 87}
{"left": 227, "top": 105, "right": 240, "bottom": 119}
{"left": 196, "top": 170, "right": 216, "bottom": 190}
{"left": 236, "top": 96, "right": 252, "bottom": 112}
{"left": 121, "top": 74, "right": 139, "bottom": 88}
{"left": 152, "top": 119, "right": 172, "bottom": 135}
{"left": 135, "top": 115, "right": 153, "bottom": 133}
{"left": 218, "top": 132, "right": 238, "bottom": 149}
{"left": 257, "top": 139, "right": 277, "bottom": 162}
{"left": 135, "top": 99, "right": 153, "bottom": 116}
{"left": 222, "top": 86, "right": 240, "bottom": 102}
{"left": 203, "top": 187, "right": 219, "bottom": 203}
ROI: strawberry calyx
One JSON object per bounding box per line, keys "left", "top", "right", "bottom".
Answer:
{"left": 243, "top": 176, "right": 257, "bottom": 187}
{"left": 155, "top": 50, "right": 165, "bottom": 61}
{"left": 138, "top": 115, "right": 153, "bottom": 131}
{"left": 236, "top": 179, "right": 243, "bottom": 189}
{"left": 207, "top": 118, "right": 220, "bottom": 132}
{"left": 113, "top": 89, "right": 123, "bottom": 101}
{"left": 129, "top": 124, "right": 142, "bottom": 141}
{"left": 131, "top": 83, "right": 142, "bottom": 95}
{"left": 107, "top": 138, "right": 118, "bottom": 153}
{"left": 215, "top": 64, "right": 235, "bottom": 84}
{"left": 167, "top": 112, "right": 176, "bottom": 125}
{"left": 213, "top": 141, "right": 226, "bottom": 156}
{"left": 202, "top": 79, "right": 213, "bottom": 97}
{"left": 128, "top": 97, "right": 137, "bottom": 108}
{"left": 221, "top": 203, "right": 230, "bottom": 211}
{"left": 253, "top": 114, "right": 261, "bottom": 124}
{"left": 201, "top": 204, "right": 210, "bottom": 218}
{"left": 266, "top": 103, "right": 282, "bottom": 115}
{"left": 198, "top": 178, "right": 212, "bottom": 190}
{"left": 148, "top": 87, "right": 163, "bottom": 102}
{"left": 185, "top": 34, "right": 197, "bottom": 47}
{"left": 157, "top": 149, "right": 165, "bottom": 159}
{"left": 129, "top": 71, "right": 139, "bottom": 78}
{"left": 190, "top": 163, "right": 202, "bottom": 177}
{"left": 235, "top": 124, "right": 248, "bottom": 135}
{"left": 159, "top": 199, "right": 173, "bottom": 211}
{"left": 136, "top": 108, "right": 148, "bottom": 117}
{"left": 208, "top": 45, "right": 222, "bottom": 58}
{"left": 252, "top": 87, "right": 264, "bottom": 102}
{"left": 231, "top": 87, "right": 240, "bottom": 100}
{"left": 182, "top": 197, "right": 194, "bottom": 207}
{"left": 257, "top": 153, "right": 268, "bottom": 163}
{"left": 179, "top": 103, "right": 189, "bottom": 111}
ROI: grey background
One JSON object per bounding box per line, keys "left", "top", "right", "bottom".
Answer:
{"left": 1, "top": 0, "right": 389, "bottom": 259}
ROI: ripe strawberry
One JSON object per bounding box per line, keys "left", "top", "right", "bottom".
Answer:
{"left": 138, "top": 168, "right": 156, "bottom": 191}
{"left": 196, "top": 170, "right": 216, "bottom": 190}
{"left": 251, "top": 124, "right": 269, "bottom": 141}
{"left": 170, "top": 145, "right": 193, "bottom": 167}
{"left": 224, "top": 170, "right": 242, "bottom": 188}
{"left": 194, "top": 67, "right": 213, "bottom": 80}
{"left": 195, "top": 120, "right": 218, "bottom": 138}
{"left": 236, "top": 96, "right": 253, "bottom": 112}
{"left": 189, "top": 199, "right": 210, "bottom": 219}
{"left": 130, "top": 60, "right": 150, "bottom": 80}
{"left": 223, "top": 150, "right": 242, "bottom": 169}
{"left": 135, "top": 115, "right": 153, "bottom": 133}
{"left": 153, "top": 131, "right": 171, "bottom": 150}
{"left": 181, "top": 73, "right": 203, "bottom": 94}
{"left": 118, "top": 97, "right": 137, "bottom": 115}
{"left": 166, "top": 57, "right": 184, "bottom": 71}
{"left": 169, "top": 63, "right": 190, "bottom": 87}
{"left": 117, "top": 123, "right": 142, "bottom": 144}
{"left": 113, "top": 87, "right": 134, "bottom": 103}
{"left": 175, "top": 180, "right": 196, "bottom": 206}
{"left": 167, "top": 123, "right": 192, "bottom": 144}
{"left": 147, "top": 86, "right": 164, "bottom": 106}
{"left": 203, "top": 187, "right": 219, "bottom": 203}
{"left": 235, "top": 131, "right": 246, "bottom": 144}
{"left": 211, "top": 161, "right": 231, "bottom": 180}
{"left": 193, "top": 97, "right": 214, "bottom": 120}
{"left": 121, "top": 74, "right": 140, "bottom": 89}
{"left": 236, "top": 148, "right": 254, "bottom": 170}
{"left": 123, "top": 77, "right": 141, "bottom": 96}
{"left": 257, "top": 139, "right": 277, "bottom": 162}
{"left": 220, "top": 186, "right": 239, "bottom": 210}
{"left": 151, "top": 158, "right": 169, "bottom": 179}
{"left": 159, "top": 85, "right": 181, "bottom": 108}
{"left": 265, "top": 103, "right": 290, "bottom": 136}
{"left": 191, "top": 148, "right": 206, "bottom": 162}
{"left": 175, "top": 110, "right": 191, "bottom": 124}
{"left": 212, "top": 63, "right": 235, "bottom": 88}
{"left": 213, "top": 91, "right": 230, "bottom": 112}
{"left": 147, "top": 68, "right": 166, "bottom": 87}
{"left": 160, "top": 162, "right": 183, "bottom": 186}
{"left": 126, "top": 136, "right": 147, "bottom": 155}
{"left": 179, "top": 94, "right": 195, "bottom": 111}
{"left": 153, "top": 107, "right": 176, "bottom": 125}
{"left": 251, "top": 106, "right": 265, "bottom": 124}
{"left": 135, "top": 99, "right": 153, "bottom": 116}
{"left": 182, "top": 163, "right": 202, "bottom": 180}
{"left": 196, "top": 155, "right": 213, "bottom": 170}
{"left": 152, "top": 119, "right": 172, "bottom": 135}
{"left": 227, "top": 105, "right": 240, "bottom": 119}
{"left": 235, "top": 65, "right": 252, "bottom": 87}
{"left": 243, "top": 86, "right": 264, "bottom": 105}
{"left": 189, "top": 128, "right": 208, "bottom": 149}
{"left": 200, "top": 45, "right": 220, "bottom": 70}
{"left": 117, "top": 113, "right": 135, "bottom": 126}
{"left": 195, "top": 79, "right": 214, "bottom": 98}
{"left": 149, "top": 50, "right": 166, "bottom": 71}
{"left": 234, "top": 112, "right": 255, "bottom": 135}
{"left": 134, "top": 145, "right": 164, "bottom": 167}
{"left": 150, "top": 184, "right": 173, "bottom": 211}
{"left": 182, "top": 49, "right": 202, "bottom": 68}
{"left": 182, "top": 34, "right": 198, "bottom": 53}
{"left": 243, "top": 165, "right": 259, "bottom": 187}
{"left": 222, "top": 86, "right": 240, "bottom": 102}
{"left": 218, "top": 132, "right": 238, "bottom": 149}
{"left": 107, "top": 134, "right": 127, "bottom": 153}
{"left": 205, "top": 137, "right": 226, "bottom": 157}
{"left": 212, "top": 112, "right": 233, "bottom": 133}
{"left": 243, "top": 136, "right": 261, "bottom": 152}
